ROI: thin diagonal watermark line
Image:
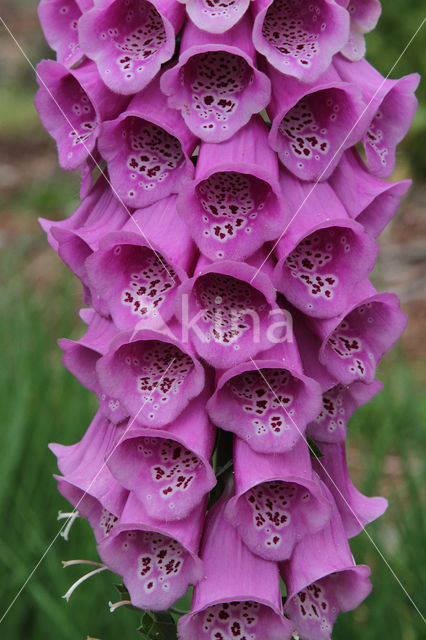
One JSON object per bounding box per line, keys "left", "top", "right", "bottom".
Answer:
{"left": 0, "top": 357, "right": 177, "bottom": 625}
{"left": 250, "top": 16, "right": 425, "bottom": 285}
{"left": 0, "top": 16, "right": 176, "bottom": 285}
{"left": 248, "top": 357, "right": 426, "bottom": 624}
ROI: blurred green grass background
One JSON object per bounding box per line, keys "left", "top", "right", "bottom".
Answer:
{"left": 0, "top": 1, "right": 425, "bottom": 638}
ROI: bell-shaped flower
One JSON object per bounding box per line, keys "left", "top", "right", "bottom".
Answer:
{"left": 34, "top": 59, "right": 127, "bottom": 171}
{"left": 160, "top": 15, "right": 271, "bottom": 142}
{"left": 281, "top": 486, "right": 372, "bottom": 640}
{"left": 177, "top": 117, "right": 285, "bottom": 261}
{"left": 307, "top": 379, "right": 382, "bottom": 443}
{"left": 207, "top": 340, "right": 322, "bottom": 454}
{"left": 252, "top": 0, "right": 350, "bottom": 83}
{"left": 179, "top": 0, "right": 252, "bottom": 34}
{"left": 59, "top": 309, "right": 129, "bottom": 423}
{"left": 78, "top": 0, "right": 185, "bottom": 95}
{"left": 334, "top": 55, "right": 420, "bottom": 177}
{"left": 273, "top": 174, "right": 379, "bottom": 319}
{"left": 267, "top": 63, "right": 366, "bottom": 182}
{"left": 107, "top": 388, "right": 216, "bottom": 521}
{"left": 225, "top": 437, "right": 332, "bottom": 561}
{"left": 338, "top": 0, "right": 381, "bottom": 61}
{"left": 308, "top": 280, "right": 407, "bottom": 385}
{"left": 51, "top": 410, "right": 129, "bottom": 542}
{"left": 329, "top": 148, "right": 412, "bottom": 237}
{"left": 176, "top": 253, "right": 285, "bottom": 369}
{"left": 96, "top": 323, "right": 205, "bottom": 427}
{"left": 178, "top": 485, "right": 294, "bottom": 640}
{"left": 312, "top": 441, "right": 388, "bottom": 537}
{"left": 97, "top": 492, "right": 204, "bottom": 611}
{"left": 98, "top": 77, "right": 197, "bottom": 209}
{"left": 38, "top": 0, "right": 90, "bottom": 68}
{"left": 85, "top": 195, "right": 196, "bottom": 331}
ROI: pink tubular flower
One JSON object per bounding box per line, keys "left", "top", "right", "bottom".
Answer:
{"left": 34, "top": 59, "right": 127, "bottom": 171}
{"left": 267, "top": 63, "right": 366, "bottom": 182}
{"left": 160, "top": 14, "right": 271, "bottom": 142}
{"left": 225, "top": 437, "right": 332, "bottom": 561}
{"left": 97, "top": 491, "right": 205, "bottom": 610}
{"left": 273, "top": 175, "right": 379, "bottom": 319}
{"left": 178, "top": 487, "right": 294, "bottom": 640}
{"left": 338, "top": 0, "right": 381, "bottom": 61}
{"left": 59, "top": 308, "right": 129, "bottom": 423}
{"left": 312, "top": 441, "right": 388, "bottom": 538}
{"left": 78, "top": 0, "right": 185, "bottom": 94}
{"left": 85, "top": 196, "right": 196, "bottom": 331}
{"left": 176, "top": 256, "right": 285, "bottom": 369}
{"left": 38, "top": 0, "right": 91, "bottom": 68}
{"left": 96, "top": 324, "right": 205, "bottom": 427}
{"left": 106, "top": 388, "right": 216, "bottom": 521}
{"left": 51, "top": 410, "right": 129, "bottom": 542}
{"left": 252, "top": 0, "right": 350, "bottom": 83}
{"left": 176, "top": 116, "right": 285, "bottom": 261}
{"left": 281, "top": 486, "right": 372, "bottom": 640}
{"left": 98, "top": 77, "right": 197, "bottom": 208}
{"left": 307, "top": 379, "right": 382, "bottom": 443}
{"left": 207, "top": 341, "right": 323, "bottom": 454}
{"left": 334, "top": 55, "right": 420, "bottom": 177}
{"left": 179, "top": 0, "right": 252, "bottom": 34}
{"left": 309, "top": 280, "right": 407, "bottom": 385}
{"left": 329, "top": 148, "right": 412, "bottom": 238}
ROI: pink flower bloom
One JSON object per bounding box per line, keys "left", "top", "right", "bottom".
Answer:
{"left": 178, "top": 487, "right": 294, "bottom": 640}
{"left": 97, "top": 492, "right": 205, "bottom": 610}
{"left": 85, "top": 196, "right": 196, "bottom": 330}
{"left": 78, "top": 0, "right": 185, "bottom": 94}
{"left": 273, "top": 175, "right": 379, "bottom": 319}
{"left": 160, "top": 14, "right": 271, "bottom": 142}
{"left": 34, "top": 59, "right": 127, "bottom": 171}
{"left": 225, "top": 437, "right": 332, "bottom": 560}
{"left": 252, "top": 0, "right": 350, "bottom": 82}
{"left": 177, "top": 117, "right": 285, "bottom": 261}
{"left": 338, "top": 0, "right": 381, "bottom": 61}
{"left": 267, "top": 63, "right": 366, "bottom": 181}
{"left": 107, "top": 388, "right": 216, "bottom": 520}
{"left": 281, "top": 486, "right": 372, "bottom": 639}
{"left": 98, "top": 77, "right": 197, "bottom": 208}
{"left": 38, "top": 0, "right": 91, "bottom": 68}
{"left": 207, "top": 341, "right": 323, "bottom": 453}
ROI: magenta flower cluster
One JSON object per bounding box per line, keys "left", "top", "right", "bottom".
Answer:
{"left": 35, "top": 1, "right": 419, "bottom": 638}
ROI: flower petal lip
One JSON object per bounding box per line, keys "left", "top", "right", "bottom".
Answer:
{"left": 38, "top": 0, "right": 85, "bottom": 68}
{"left": 307, "top": 378, "right": 383, "bottom": 443}
{"left": 34, "top": 59, "right": 127, "bottom": 171}
{"left": 267, "top": 63, "right": 366, "bottom": 182}
{"left": 329, "top": 148, "right": 412, "bottom": 238}
{"left": 78, "top": 0, "right": 185, "bottom": 95}
{"left": 339, "top": 0, "right": 381, "bottom": 62}
{"left": 97, "top": 492, "right": 205, "bottom": 611}
{"left": 96, "top": 325, "right": 205, "bottom": 427}
{"left": 160, "top": 14, "right": 271, "bottom": 143}
{"left": 252, "top": 0, "right": 350, "bottom": 83}
{"left": 179, "top": 0, "right": 252, "bottom": 34}
{"left": 178, "top": 486, "right": 294, "bottom": 640}
{"left": 224, "top": 437, "right": 332, "bottom": 561}
{"left": 273, "top": 176, "right": 379, "bottom": 319}
{"left": 207, "top": 347, "right": 323, "bottom": 454}
{"left": 175, "top": 259, "right": 283, "bottom": 370}
{"left": 106, "top": 388, "right": 217, "bottom": 521}
{"left": 98, "top": 77, "right": 197, "bottom": 209}
{"left": 313, "top": 441, "right": 388, "bottom": 538}
{"left": 176, "top": 116, "right": 285, "bottom": 261}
